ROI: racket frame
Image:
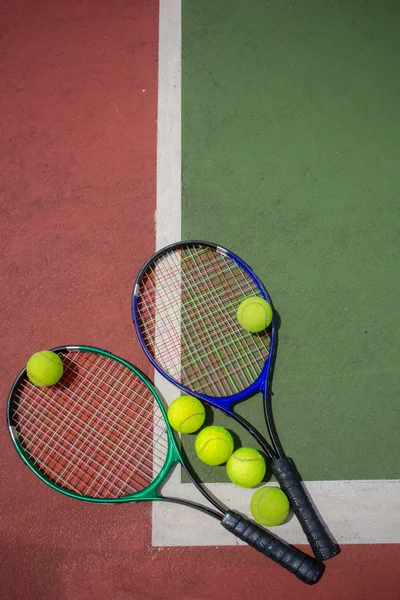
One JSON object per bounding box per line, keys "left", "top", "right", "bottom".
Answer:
{"left": 6, "top": 345, "right": 181, "bottom": 504}
{"left": 132, "top": 241, "right": 276, "bottom": 408}
{"left": 6, "top": 343, "right": 326, "bottom": 583}
{"left": 132, "top": 240, "right": 338, "bottom": 562}
{"left": 132, "top": 241, "right": 279, "bottom": 455}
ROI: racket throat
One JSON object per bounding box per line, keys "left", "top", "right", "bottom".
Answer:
{"left": 161, "top": 496, "right": 221, "bottom": 520}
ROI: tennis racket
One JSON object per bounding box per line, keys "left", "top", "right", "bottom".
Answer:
{"left": 132, "top": 241, "right": 338, "bottom": 562}
{"left": 7, "top": 345, "right": 323, "bottom": 584}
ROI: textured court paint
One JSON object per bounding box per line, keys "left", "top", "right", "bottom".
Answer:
{"left": 152, "top": 0, "right": 400, "bottom": 563}
{"left": 1, "top": 2, "right": 398, "bottom": 599}
{"left": 156, "top": 0, "right": 182, "bottom": 249}
{"left": 0, "top": 1, "right": 159, "bottom": 599}
{"left": 181, "top": 0, "right": 400, "bottom": 482}
{"left": 153, "top": 478, "right": 400, "bottom": 545}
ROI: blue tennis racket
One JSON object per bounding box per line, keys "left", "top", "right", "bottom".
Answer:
{"left": 132, "top": 240, "right": 338, "bottom": 562}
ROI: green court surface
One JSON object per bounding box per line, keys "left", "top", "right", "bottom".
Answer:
{"left": 181, "top": 0, "right": 400, "bottom": 482}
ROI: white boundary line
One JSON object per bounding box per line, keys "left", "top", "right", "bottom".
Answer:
{"left": 156, "top": 0, "right": 181, "bottom": 250}
{"left": 154, "top": 0, "right": 400, "bottom": 546}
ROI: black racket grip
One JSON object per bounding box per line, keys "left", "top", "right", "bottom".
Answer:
{"left": 272, "top": 457, "right": 338, "bottom": 561}
{"left": 221, "top": 511, "right": 324, "bottom": 584}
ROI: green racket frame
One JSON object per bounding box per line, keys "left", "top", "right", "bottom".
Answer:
{"left": 6, "top": 344, "right": 324, "bottom": 585}
{"left": 7, "top": 345, "right": 180, "bottom": 504}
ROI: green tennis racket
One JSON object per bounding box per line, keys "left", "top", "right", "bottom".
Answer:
{"left": 7, "top": 345, "right": 324, "bottom": 584}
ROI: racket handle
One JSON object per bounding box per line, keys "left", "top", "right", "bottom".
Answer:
{"left": 272, "top": 457, "right": 338, "bottom": 561}
{"left": 221, "top": 511, "right": 324, "bottom": 585}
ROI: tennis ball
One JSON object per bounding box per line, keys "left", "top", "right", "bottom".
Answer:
{"left": 195, "top": 426, "right": 234, "bottom": 465}
{"left": 26, "top": 350, "right": 64, "bottom": 387}
{"left": 167, "top": 395, "right": 206, "bottom": 434}
{"left": 250, "top": 486, "right": 290, "bottom": 527}
{"left": 237, "top": 297, "right": 272, "bottom": 333}
{"left": 226, "top": 447, "right": 266, "bottom": 487}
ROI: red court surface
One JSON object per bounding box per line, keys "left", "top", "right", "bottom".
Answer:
{"left": 0, "top": 2, "right": 399, "bottom": 599}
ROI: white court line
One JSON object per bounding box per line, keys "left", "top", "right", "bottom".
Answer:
{"left": 156, "top": 0, "right": 181, "bottom": 250}
{"left": 154, "top": 476, "right": 400, "bottom": 546}
{"left": 154, "top": 0, "right": 400, "bottom": 546}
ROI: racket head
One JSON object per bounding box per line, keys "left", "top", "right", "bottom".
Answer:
{"left": 7, "top": 346, "right": 180, "bottom": 503}
{"left": 132, "top": 241, "right": 275, "bottom": 410}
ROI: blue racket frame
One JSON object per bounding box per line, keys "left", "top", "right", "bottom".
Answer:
{"left": 134, "top": 242, "right": 275, "bottom": 412}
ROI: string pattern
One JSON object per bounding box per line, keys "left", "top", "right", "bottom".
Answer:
{"left": 11, "top": 350, "right": 169, "bottom": 499}
{"left": 137, "top": 246, "right": 271, "bottom": 396}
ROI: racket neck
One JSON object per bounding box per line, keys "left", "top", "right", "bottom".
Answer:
{"left": 175, "top": 447, "right": 224, "bottom": 513}
{"left": 160, "top": 496, "right": 222, "bottom": 520}
{"left": 232, "top": 411, "right": 277, "bottom": 462}
{"left": 263, "top": 385, "right": 283, "bottom": 458}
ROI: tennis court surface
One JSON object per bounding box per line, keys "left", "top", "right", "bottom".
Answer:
{"left": 1, "top": 1, "right": 399, "bottom": 598}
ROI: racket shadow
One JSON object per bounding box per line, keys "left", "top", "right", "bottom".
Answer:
{"left": 267, "top": 308, "right": 340, "bottom": 554}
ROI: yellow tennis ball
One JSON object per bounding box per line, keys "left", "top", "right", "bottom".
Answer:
{"left": 250, "top": 486, "right": 290, "bottom": 526}
{"left": 167, "top": 395, "right": 206, "bottom": 434}
{"left": 195, "top": 426, "right": 234, "bottom": 465}
{"left": 226, "top": 447, "right": 266, "bottom": 487}
{"left": 237, "top": 297, "right": 272, "bottom": 333}
{"left": 26, "top": 350, "right": 64, "bottom": 387}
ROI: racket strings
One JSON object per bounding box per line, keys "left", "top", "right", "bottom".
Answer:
{"left": 12, "top": 351, "right": 169, "bottom": 498}
{"left": 139, "top": 248, "right": 266, "bottom": 347}
{"left": 14, "top": 389, "right": 168, "bottom": 481}
{"left": 142, "top": 282, "right": 259, "bottom": 391}
{"left": 137, "top": 246, "right": 270, "bottom": 396}
{"left": 184, "top": 247, "right": 265, "bottom": 392}
{"left": 15, "top": 396, "right": 128, "bottom": 493}
{"left": 139, "top": 254, "right": 263, "bottom": 396}
{"left": 138, "top": 253, "right": 251, "bottom": 356}
{"left": 15, "top": 360, "right": 167, "bottom": 496}
{"left": 174, "top": 261, "right": 257, "bottom": 396}
{"left": 14, "top": 355, "right": 169, "bottom": 468}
